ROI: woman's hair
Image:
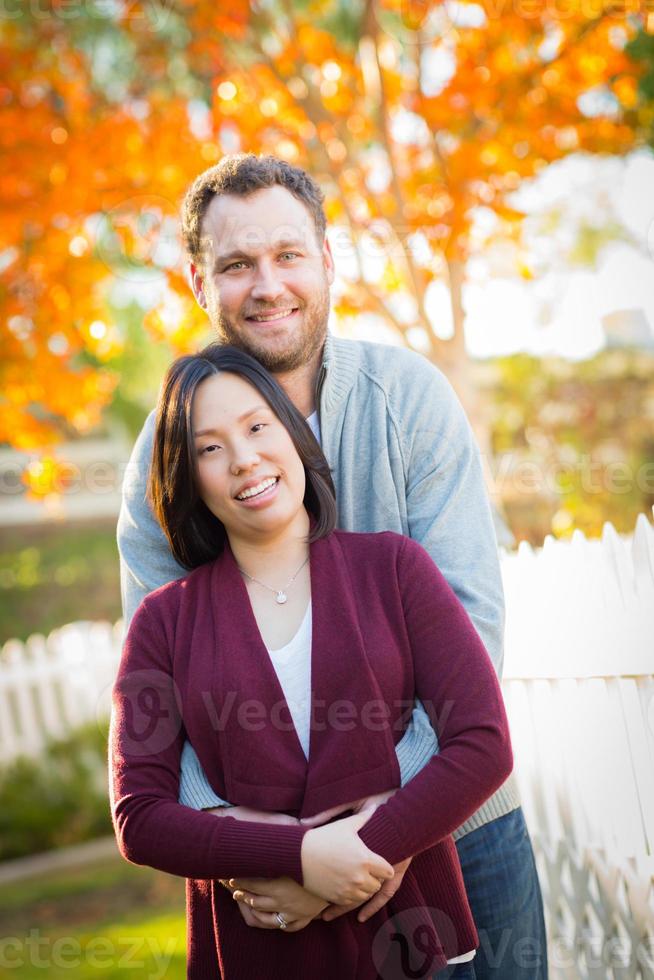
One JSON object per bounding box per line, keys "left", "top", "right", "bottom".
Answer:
{"left": 148, "top": 344, "right": 337, "bottom": 569}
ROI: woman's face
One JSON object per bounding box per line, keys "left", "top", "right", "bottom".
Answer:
{"left": 192, "top": 372, "right": 307, "bottom": 542}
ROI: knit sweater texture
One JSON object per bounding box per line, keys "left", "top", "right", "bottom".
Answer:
{"left": 110, "top": 530, "right": 513, "bottom": 978}
{"left": 117, "top": 332, "right": 520, "bottom": 837}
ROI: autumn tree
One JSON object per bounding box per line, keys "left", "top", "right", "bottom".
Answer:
{"left": 1, "top": 0, "right": 650, "bottom": 461}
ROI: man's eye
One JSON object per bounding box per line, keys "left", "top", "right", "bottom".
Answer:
{"left": 224, "top": 261, "right": 247, "bottom": 271}
{"left": 280, "top": 252, "right": 299, "bottom": 261}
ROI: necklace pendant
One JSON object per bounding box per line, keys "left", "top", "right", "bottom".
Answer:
{"left": 275, "top": 591, "right": 288, "bottom": 605}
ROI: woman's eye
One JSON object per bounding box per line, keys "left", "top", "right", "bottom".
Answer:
{"left": 251, "top": 423, "right": 266, "bottom": 433}
{"left": 200, "top": 444, "right": 221, "bottom": 455}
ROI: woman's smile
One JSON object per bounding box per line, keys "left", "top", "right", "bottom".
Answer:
{"left": 234, "top": 475, "right": 281, "bottom": 507}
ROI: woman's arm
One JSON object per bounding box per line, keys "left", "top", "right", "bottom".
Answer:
{"left": 357, "top": 537, "right": 513, "bottom": 865}
{"left": 111, "top": 597, "right": 393, "bottom": 899}
{"left": 110, "top": 598, "right": 307, "bottom": 883}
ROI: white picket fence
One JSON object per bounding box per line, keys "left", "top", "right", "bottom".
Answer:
{"left": 502, "top": 514, "right": 654, "bottom": 980}
{"left": 1, "top": 514, "right": 653, "bottom": 978}
{"left": 0, "top": 621, "right": 122, "bottom": 760}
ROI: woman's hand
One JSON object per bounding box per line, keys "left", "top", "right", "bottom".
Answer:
{"left": 315, "top": 791, "right": 409, "bottom": 923}
{"left": 207, "top": 805, "right": 300, "bottom": 826}
{"left": 301, "top": 810, "right": 395, "bottom": 905}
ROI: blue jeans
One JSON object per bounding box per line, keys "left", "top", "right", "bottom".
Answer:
{"left": 454, "top": 807, "right": 548, "bottom": 979}
{"left": 434, "top": 961, "right": 476, "bottom": 978}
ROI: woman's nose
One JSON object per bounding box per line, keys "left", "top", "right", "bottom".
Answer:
{"left": 229, "top": 447, "right": 260, "bottom": 475}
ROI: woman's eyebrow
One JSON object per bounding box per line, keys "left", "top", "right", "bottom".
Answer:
{"left": 194, "top": 405, "right": 269, "bottom": 437}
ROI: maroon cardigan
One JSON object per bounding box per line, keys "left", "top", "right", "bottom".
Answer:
{"left": 110, "top": 530, "right": 513, "bottom": 979}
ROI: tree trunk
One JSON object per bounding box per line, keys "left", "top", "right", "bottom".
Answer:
{"left": 440, "top": 259, "right": 512, "bottom": 544}
{"left": 441, "top": 259, "right": 491, "bottom": 457}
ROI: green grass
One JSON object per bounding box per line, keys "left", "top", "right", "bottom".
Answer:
{"left": 0, "top": 520, "right": 121, "bottom": 644}
{"left": 0, "top": 856, "right": 186, "bottom": 978}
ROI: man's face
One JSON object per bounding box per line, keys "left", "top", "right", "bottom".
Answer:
{"left": 191, "top": 185, "right": 335, "bottom": 373}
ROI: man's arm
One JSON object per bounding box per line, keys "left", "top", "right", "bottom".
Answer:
{"left": 391, "top": 352, "right": 505, "bottom": 677}
{"left": 117, "top": 410, "right": 187, "bottom": 631}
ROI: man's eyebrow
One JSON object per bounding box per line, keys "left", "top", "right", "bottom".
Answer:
{"left": 212, "top": 250, "right": 248, "bottom": 272}
{"left": 213, "top": 239, "right": 306, "bottom": 270}
{"left": 194, "top": 405, "right": 270, "bottom": 437}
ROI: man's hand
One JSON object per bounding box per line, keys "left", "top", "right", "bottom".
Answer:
{"left": 236, "top": 902, "right": 315, "bottom": 933}
{"left": 321, "top": 857, "right": 412, "bottom": 922}
{"left": 229, "top": 876, "right": 327, "bottom": 921}
{"left": 220, "top": 877, "right": 325, "bottom": 934}
{"left": 207, "top": 805, "right": 300, "bottom": 825}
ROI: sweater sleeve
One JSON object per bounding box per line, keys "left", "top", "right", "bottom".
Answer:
{"left": 110, "top": 597, "right": 307, "bottom": 882}
{"left": 117, "top": 410, "right": 188, "bottom": 631}
{"left": 396, "top": 352, "right": 506, "bottom": 678}
{"left": 358, "top": 538, "right": 513, "bottom": 865}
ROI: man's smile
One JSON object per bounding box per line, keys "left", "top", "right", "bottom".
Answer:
{"left": 245, "top": 307, "right": 299, "bottom": 325}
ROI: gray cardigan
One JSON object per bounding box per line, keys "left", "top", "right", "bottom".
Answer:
{"left": 117, "top": 333, "right": 519, "bottom": 838}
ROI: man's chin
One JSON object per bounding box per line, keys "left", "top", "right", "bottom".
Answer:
{"left": 217, "top": 322, "right": 326, "bottom": 373}
{"left": 246, "top": 342, "right": 312, "bottom": 374}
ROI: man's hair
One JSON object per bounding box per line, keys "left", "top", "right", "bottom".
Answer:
{"left": 181, "top": 154, "right": 327, "bottom": 265}
{"left": 148, "top": 343, "right": 337, "bottom": 569}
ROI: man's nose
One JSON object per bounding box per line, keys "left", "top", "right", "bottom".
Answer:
{"left": 250, "top": 261, "right": 285, "bottom": 302}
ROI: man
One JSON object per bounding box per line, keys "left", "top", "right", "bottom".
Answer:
{"left": 118, "top": 154, "right": 547, "bottom": 977}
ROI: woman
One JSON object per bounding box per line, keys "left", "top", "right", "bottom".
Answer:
{"left": 110, "top": 344, "right": 513, "bottom": 979}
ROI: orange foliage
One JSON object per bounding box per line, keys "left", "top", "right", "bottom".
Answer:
{"left": 0, "top": 2, "right": 648, "bottom": 447}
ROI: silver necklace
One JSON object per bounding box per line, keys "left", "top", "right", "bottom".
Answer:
{"left": 238, "top": 554, "right": 309, "bottom": 605}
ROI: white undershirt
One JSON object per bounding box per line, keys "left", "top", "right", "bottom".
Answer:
{"left": 265, "top": 601, "right": 475, "bottom": 966}
{"left": 305, "top": 409, "right": 321, "bottom": 443}
{"left": 266, "top": 602, "right": 313, "bottom": 759}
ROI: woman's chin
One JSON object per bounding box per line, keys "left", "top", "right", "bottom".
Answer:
{"left": 232, "top": 502, "right": 309, "bottom": 539}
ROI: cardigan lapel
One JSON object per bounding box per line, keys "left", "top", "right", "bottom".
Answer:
{"left": 209, "top": 546, "right": 308, "bottom": 812}
{"left": 208, "top": 534, "right": 400, "bottom": 818}
{"left": 300, "top": 533, "right": 400, "bottom": 818}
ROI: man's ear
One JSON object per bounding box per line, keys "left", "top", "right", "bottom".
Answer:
{"left": 190, "top": 262, "right": 207, "bottom": 309}
{"left": 322, "top": 236, "right": 335, "bottom": 286}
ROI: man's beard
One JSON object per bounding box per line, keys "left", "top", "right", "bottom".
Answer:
{"left": 210, "top": 283, "right": 330, "bottom": 374}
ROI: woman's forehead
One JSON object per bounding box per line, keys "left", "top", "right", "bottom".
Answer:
{"left": 192, "top": 373, "right": 269, "bottom": 429}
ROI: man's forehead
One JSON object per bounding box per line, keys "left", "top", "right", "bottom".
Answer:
{"left": 199, "top": 188, "right": 321, "bottom": 258}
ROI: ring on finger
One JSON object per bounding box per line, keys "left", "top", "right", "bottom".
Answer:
{"left": 275, "top": 912, "right": 288, "bottom": 930}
